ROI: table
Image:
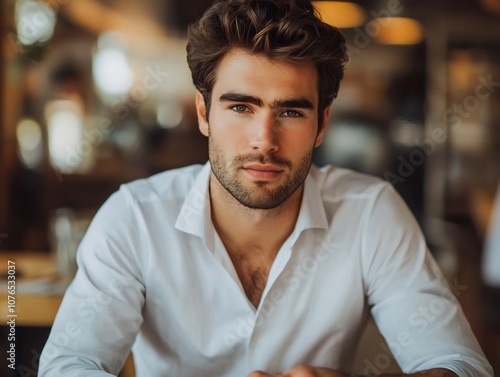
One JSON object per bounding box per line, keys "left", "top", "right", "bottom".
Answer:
{"left": 0, "top": 250, "right": 135, "bottom": 376}
{"left": 0, "top": 251, "right": 64, "bottom": 326}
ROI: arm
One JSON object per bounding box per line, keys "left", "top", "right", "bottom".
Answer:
{"left": 248, "top": 366, "right": 459, "bottom": 377}
{"left": 38, "top": 188, "right": 145, "bottom": 376}
{"left": 251, "top": 184, "right": 491, "bottom": 377}
{"left": 360, "top": 183, "right": 492, "bottom": 377}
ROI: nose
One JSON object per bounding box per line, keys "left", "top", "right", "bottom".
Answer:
{"left": 250, "top": 114, "right": 279, "bottom": 154}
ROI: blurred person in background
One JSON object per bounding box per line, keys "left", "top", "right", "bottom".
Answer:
{"left": 483, "top": 180, "right": 500, "bottom": 289}
{"left": 39, "top": 0, "right": 492, "bottom": 376}
{"left": 482, "top": 180, "right": 500, "bottom": 338}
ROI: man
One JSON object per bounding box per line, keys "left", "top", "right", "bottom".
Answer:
{"left": 39, "top": 0, "right": 492, "bottom": 376}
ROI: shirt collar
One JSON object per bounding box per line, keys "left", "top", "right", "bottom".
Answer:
{"left": 175, "top": 163, "right": 329, "bottom": 247}
{"left": 293, "top": 165, "right": 329, "bottom": 235}
{"left": 175, "top": 162, "right": 213, "bottom": 242}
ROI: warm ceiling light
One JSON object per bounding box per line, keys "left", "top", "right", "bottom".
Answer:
{"left": 313, "top": 1, "right": 367, "bottom": 29}
{"left": 61, "top": 0, "right": 170, "bottom": 53}
{"left": 372, "top": 17, "right": 424, "bottom": 45}
{"left": 480, "top": 0, "right": 500, "bottom": 16}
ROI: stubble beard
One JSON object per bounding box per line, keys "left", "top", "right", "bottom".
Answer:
{"left": 208, "top": 137, "right": 313, "bottom": 210}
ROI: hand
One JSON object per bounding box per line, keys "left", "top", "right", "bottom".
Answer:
{"left": 247, "top": 365, "right": 348, "bottom": 377}
{"left": 247, "top": 366, "right": 458, "bottom": 377}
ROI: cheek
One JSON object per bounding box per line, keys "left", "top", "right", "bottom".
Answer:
{"left": 285, "top": 130, "right": 317, "bottom": 151}
{"left": 210, "top": 129, "right": 240, "bottom": 147}
{"left": 209, "top": 130, "right": 242, "bottom": 160}
{"left": 210, "top": 122, "right": 248, "bottom": 148}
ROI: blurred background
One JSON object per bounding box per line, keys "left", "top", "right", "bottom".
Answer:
{"left": 0, "top": 0, "right": 500, "bottom": 375}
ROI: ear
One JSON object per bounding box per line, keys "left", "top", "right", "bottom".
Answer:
{"left": 195, "top": 91, "right": 209, "bottom": 137}
{"left": 314, "top": 105, "right": 331, "bottom": 147}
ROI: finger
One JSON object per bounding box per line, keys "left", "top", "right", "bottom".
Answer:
{"left": 247, "top": 371, "right": 273, "bottom": 377}
{"left": 282, "top": 365, "right": 315, "bottom": 376}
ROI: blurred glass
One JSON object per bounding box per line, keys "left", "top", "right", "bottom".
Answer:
{"left": 16, "top": 118, "right": 43, "bottom": 169}
{"left": 16, "top": 0, "right": 56, "bottom": 46}
{"left": 92, "top": 32, "right": 133, "bottom": 100}
{"left": 50, "top": 208, "right": 92, "bottom": 279}
{"left": 45, "top": 99, "right": 85, "bottom": 173}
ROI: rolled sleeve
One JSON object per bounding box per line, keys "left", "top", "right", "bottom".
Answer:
{"left": 362, "top": 184, "right": 493, "bottom": 377}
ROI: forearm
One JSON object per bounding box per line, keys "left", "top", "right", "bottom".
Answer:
{"left": 249, "top": 366, "right": 459, "bottom": 377}
{"left": 372, "top": 368, "right": 458, "bottom": 377}
{"left": 349, "top": 367, "right": 459, "bottom": 377}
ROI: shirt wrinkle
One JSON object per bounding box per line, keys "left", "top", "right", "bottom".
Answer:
{"left": 38, "top": 163, "right": 493, "bottom": 377}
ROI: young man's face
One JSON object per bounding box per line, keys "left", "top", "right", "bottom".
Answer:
{"left": 196, "top": 48, "right": 330, "bottom": 210}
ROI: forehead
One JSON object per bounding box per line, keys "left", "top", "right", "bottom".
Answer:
{"left": 212, "top": 49, "right": 319, "bottom": 103}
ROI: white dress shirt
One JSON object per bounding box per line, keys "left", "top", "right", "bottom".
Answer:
{"left": 39, "top": 163, "right": 492, "bottom": 377}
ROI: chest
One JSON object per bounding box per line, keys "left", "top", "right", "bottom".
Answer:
{"left": 142, "top": 234, "right": 367, "bottom": 374}
{"left": 228, "top": 250, "right": 274, "bottom": 308}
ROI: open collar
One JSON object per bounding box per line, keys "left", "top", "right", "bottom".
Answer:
{"left": 175, "top": 163, "right": 329, "bottom": 249}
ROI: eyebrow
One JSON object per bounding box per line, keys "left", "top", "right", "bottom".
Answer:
{"left": 272, "top": 98, "right": 314, "bottom": 110}
{"left": 219, "top": 92, "right": 315, "bottom": 110}
{"left": 219, "top": 93, "right": 263, "bottom": 107}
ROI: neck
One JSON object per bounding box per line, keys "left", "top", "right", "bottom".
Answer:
{"left": 209, "top": 174, "right": 303, "bottom": 257}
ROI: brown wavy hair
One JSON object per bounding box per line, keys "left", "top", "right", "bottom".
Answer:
{"left": 186, "top": 0, "right": 348, "bottom": 126}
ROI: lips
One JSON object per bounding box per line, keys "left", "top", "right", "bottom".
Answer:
{"left": 242, "top": 164, "right": 284, "bottom": 180}
{"left": 244, "top": 163, "right": 283, "bottom": 172}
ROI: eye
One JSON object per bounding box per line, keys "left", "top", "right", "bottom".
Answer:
{"left": 281, "top": 110, "right": 302, "bottom": 118}
{"left": 230, "top": 105, "right": 250, "bottom": 113}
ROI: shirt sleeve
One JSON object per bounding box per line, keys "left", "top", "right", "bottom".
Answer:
{"left": 361, "top": 183, "right": 493, "bottom": 377}
{"left": 38, "top": 186, "right": 146, "bottom": 377}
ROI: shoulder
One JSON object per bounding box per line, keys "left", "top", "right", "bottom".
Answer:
{"left": 120, "top": 164, "right": 205, "bottom": 205}
{"left": 80, "top": 164, "right": 206, "bottom": 259}
{"left": 89, "top": 164, "right": 205, "bottom": 233}
{"left": 310, "top": 164, "right": 389, "bottom": 204}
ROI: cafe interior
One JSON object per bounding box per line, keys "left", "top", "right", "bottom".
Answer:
{"left": 1, "top": 0, "right": 500, "bottom": 375}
